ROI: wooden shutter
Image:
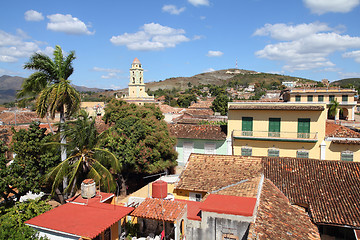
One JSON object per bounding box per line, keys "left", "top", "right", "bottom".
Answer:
{"left": 298, "top": 118, "right": 310, "bottom": 138}
{"left": 242, "top": 117, "right": 253, "bottom": 136}
{"left": 269, "top": 118, "right": 280, "bottom": 137}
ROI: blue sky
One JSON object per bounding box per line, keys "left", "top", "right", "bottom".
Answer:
{"left": 1, "top": 0, "right": 360, "bottom": 89}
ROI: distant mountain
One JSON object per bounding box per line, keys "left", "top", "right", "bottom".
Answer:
{"left": 0, "top": 75, "right": 104, "bottom": 104}
{"left": 145, "top": 69, "right": 314, "bottom": 91}
{"left": 331, "top": 78, "right": 360, "bottom": 89}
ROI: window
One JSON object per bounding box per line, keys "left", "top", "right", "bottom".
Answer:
{"left": 318, "top": 95, "right": 324, "bottom": 102}
{"left": 297, "top": 150, "right": 309, "bottom": 158}
{"left": 341, "top": 151, "right": 353, "bottom": 161}
{"left": 268, "top": 118, "right": 280, "bottom": 137}
{"left": 205, "top": 143, "right": 216, "bottom": 154}
{"left": 241, "top": 147, "right": 252, "bottom": 156}
{"left": 242, "top": 117, "right": 253, "bottom": 136}
{"left": 307, "top": 95, "right": 313, "bottom": 102}
{"left": 298, "top": 118, "right": 310, "bottom": 138}
{"left": 189, "top": 192, "right": 202, "bottom": 202}
{"left": 329, "top": 95, "right": 335, "bottom": 102}
{"left": 342, "top": 95, "right": 348, "bottom": 102}
{"left": 268, "top": 148, "right": 279, "bottom": 157}
{"left": 295, "top": 95, "right": 301, "bottom": 102}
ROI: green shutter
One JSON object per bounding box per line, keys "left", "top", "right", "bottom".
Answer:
{"left": 342, "top": 95, "right": 348, "bottom": 102}
{"left": 268, "top": 118, "right": 281, "bottom": 137}
{"left": 295, "top": 96, "right": 301, "bottom": 102}
{"left": 318, "top": 95, "right": 324, "bottom": 102}
{"left": 341, "top": 151, "right": 353, "bottom": 161}
{"left": 296, "top": 150, "right": 309, "bottom": 158}
{"left": 242, "top": 117, "right": 253, "bottom": 136}
{"left": 241, "top": 147, "right": 252, "bottom": 156}
{"left": 268, "top": 148, "right": 279, "bottom": 157}
{"left": 307, "top": 95, "right": 313, "bottom": 102}
{"left": 298, "top": 118, "right": 310, "bottom": 138}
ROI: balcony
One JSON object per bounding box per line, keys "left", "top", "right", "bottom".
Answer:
{"left": 232, "top": 130, "right": 318, "bottom": 143}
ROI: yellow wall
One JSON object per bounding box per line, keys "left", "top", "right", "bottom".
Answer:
{"left": 289, "top": 91, "right": 356, "bottom": 104}
{"left": 173, "top": 189, "right": 206, "bottom": 201}
{"left": 228, "top": 103, "right": 327, "bottom": 159}
{"left": 325, "top": 141, "right": 360, "bottom": 162}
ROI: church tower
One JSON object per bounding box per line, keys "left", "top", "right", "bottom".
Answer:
{"left": 128, "top": 58, "right": 147, "bottom": 98}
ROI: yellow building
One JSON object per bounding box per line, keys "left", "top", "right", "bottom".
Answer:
{"left": 227, "top": 102, "right": 360, "bottom": 161}
{"left": 123, "top": 58, "right": 155, "bottom": 105}
{"left": 80, "top": 101, "right": 105, "bottom": 117}
{"left": 283, "top": 88, "right": 357, "bottom": 120}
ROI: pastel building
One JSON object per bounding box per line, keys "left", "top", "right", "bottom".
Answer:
{"left": 283, "top": 88, "right": 357, "bottom": 120}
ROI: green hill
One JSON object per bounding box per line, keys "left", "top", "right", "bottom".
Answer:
{"left": 331, "top": 78, "right": 360, "bottom": 89}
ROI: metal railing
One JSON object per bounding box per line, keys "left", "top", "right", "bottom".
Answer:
{"left": 233, "top": 130, "right": 318, "bottom": 140}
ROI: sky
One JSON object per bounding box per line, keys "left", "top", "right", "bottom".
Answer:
{"left": 1, "top": 0, "right": 360, "bottom": 89}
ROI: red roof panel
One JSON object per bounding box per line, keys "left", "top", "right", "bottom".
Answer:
{"left": 201, "top": 194, "right": 256, "bottom": 217}
{"left": 25, "top": 202, "right": 133, "bottom": 239}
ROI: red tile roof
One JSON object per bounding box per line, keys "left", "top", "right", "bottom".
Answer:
{"left": 188, "top": 100, "right": 213, "bottom": 109}
{"left": 325, "top": 122, "right": 360, "bottom": 144}
{"left": 229, "top": 105, "right": 324, "bottom": 111}
{"left": 130, "top": 198, "right": 186, "bottom": 222}
{"left": 133, "top": 57, "right": 141, "bottom": 64}
{"left": 168, "top": 124, "right": 226, "bottom": 140}
{"left": 201, "top": 194, "right": 256, "bottom": 217}
{"left": 248, "top": 179, "right": 321, "bottom": 240}
{"left": 25, "top": 202, "right": 133, "bottom": 239}
{"left": 176, "top": 199, "right": 202, "bottom": 221}
{"left": 263, "top": 157, "right": 360, "bottom": 228}
{"left": 175, "top": 154, "right": 262, "bottom": 192}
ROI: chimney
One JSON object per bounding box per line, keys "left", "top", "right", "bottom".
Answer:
{"left": 81, "top": 179, "right": 96, "bottom": 199}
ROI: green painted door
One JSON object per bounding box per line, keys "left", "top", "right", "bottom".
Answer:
{"left": 269, "top": 118, "right": 280, "bottom": 137}
{"left": 242, "top": 117, "right": 253, "bottom": 136}
{"left": 298, "top": 118, "right": 310, "bottom": 138}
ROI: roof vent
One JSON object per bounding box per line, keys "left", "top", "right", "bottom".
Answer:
{"left": 81, "top": 179, "right": 96, "bottom": 199}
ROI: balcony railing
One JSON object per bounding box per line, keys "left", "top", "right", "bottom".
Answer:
{"left": 233, "top": 130, "right": 318, "bottom": 142}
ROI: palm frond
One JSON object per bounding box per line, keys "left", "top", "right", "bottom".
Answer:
{"left": 64, "top": 158, "right": 83, "bottom": 193}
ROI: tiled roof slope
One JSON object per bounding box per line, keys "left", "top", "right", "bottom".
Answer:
{"left": 325, "top": 122, "right": 360, "bottom": 144}
{"left": 213, "top": 177, "right": 261, "bottom": 198}
{"left": 248, "top": 179, "right": 321, "bottom": 240}
{"left": 168, "top": 124, "right": 227, "bottom": 140}
{"left": 130, "top": 198, "right": 186, "bottom": 222}
{"left": 175, "top": 154, "right": 262, "bottom": 192}
{"left": 262, "top": 157, "right": 360, "bottom": 228}
{"left": 229, "top": 105, "right": 324, "bottom": 111}
{"left": 188, "top": 100, "right": 213, "bottom": 109}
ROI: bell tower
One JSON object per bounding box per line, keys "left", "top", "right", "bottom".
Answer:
{"left": 128, "top": 58, "right": 147, "bottom": 98}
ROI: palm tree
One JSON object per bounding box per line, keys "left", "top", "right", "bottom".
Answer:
{"left": 20, "top": 45, "right": 80, "bottom": 192}
{"left": 46, "top": 110, "right": 120, "bottom": 196}
{"left": 328, "top": 100, "right": 339, "bottom": 121}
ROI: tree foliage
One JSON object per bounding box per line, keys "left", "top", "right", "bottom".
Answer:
{"left": 45, "top": 111, "right": 120, "bottom": 195}
{"left": 211, "top": 94, "right": 230, "bottom": 115}
{"left": 102, "top": 100, "right": 178, "bottom": 194}
{"left": 0, "top": 123, "right": 60, "bottom": 203}
{"left": 176, "top": 94, "right": 197, "bottom": 108}
{"left": 0, "top": 199, "right": 51, "bottom": 240}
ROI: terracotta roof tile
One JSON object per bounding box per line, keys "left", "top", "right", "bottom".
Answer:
{"left": 325, "top": 122, "right": 360, "bottom": 144}
{"left": 213, "top": 177, "right": 261, "bottom": 198}
{"left": 131, "top": 198, "right": 186, "bottom": 222}
{"left": 175, "top": 154, "right": 262, "bottom": 192}
{"left": 248, "top": 179, "right": 320, "bottom": 240}
{"left": 262, "top": 157, "right": 360, "bottom": 228}
{"left": 229, "top": 105, "right": 324, "bottom": 111}
{"left": 168, "top": 124, "right": 226, "bottom": 140}
{"left": 158, "top": 104, "right": 184, "bottom": 114}
{"left": 188, "top": 100, "right": 213, "bottom": 109}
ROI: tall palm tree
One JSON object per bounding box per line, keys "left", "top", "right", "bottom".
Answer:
{"left": 20, "top": 45, "right": 80, "bottom": 192}
{"left": 328, "top": 100, "right": 340, "bottom": 121}
{"left": 46, "top": 110, "right": 120, "bottom": 196}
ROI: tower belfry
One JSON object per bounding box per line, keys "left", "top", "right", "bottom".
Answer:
{"left": 124, "top": 58, "right": 155, "bottom": 105}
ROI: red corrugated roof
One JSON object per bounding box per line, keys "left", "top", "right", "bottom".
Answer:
{"left": 201, "top": 194, "right": 256, "bottom": 217}
{"left": 176, "top": 199, "right": 202, "bottom": 221}
{"left": 66, "top": 192, "right": 114, "bottom": 204}
{"left": 25, "top": 202, "right": 133, "bottom": 239}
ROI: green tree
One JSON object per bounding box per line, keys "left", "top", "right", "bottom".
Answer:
{"left": 0, "top": 199, "right": 51, "bottom": 240}
{"left": 0, "top": 140, "right": 10, "bottom": 203}
{"left": 328, "top": 100, "right": 340, "bottom": 120}
{"left": 211, "top": 94, "right": 230, "bottom": 115}
{"left": 0, "top": 123, "right": 60, "bottom": 203}
{"left": 20, "top": 45, "right": 81, "bottom": 192}
{"left": 45, "top": 110, "right": 120, "bottom": 196}
{"left": 102, "top": 100, "right": 177, "bottom": 195}
{"left": 177, "top": 94, "right": 197, "bottom": 108}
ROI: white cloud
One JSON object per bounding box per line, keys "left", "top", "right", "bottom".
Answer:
{"left": 188, "top": 0, "right": 210, "bottom": 6}
{"left": 303, "top": 0, "right": 360, "bottom": 14}
{"left": 203, "top": 68, "right": 215, "bottom": 72}
{"left": 207, "top": 50, "right": 223, "bottom": 57}
{"left": 92, "top": 67, "right": 122, "bottom": 73}
{"left": 110, "top": 23, "right": 190, "bottom": 51}
{"left": 343, "top": 50, "right": 360, "bottom": 63}
{"left": 47, "top": 14, "right": 95, "bottom": 35}
{"left": 24, "top": 10, "right": 44, "bottom": 21}
{"left": 253, "top": 22, "right": 331, "bottom": 41}
{"left": 0, "top": 68, "right": 19, "bottom": 75}
{"left": 162, "top": 5, "right": 186, "bottom": 15}
{"left": 200, "top": 16, "right": 206, "bottom": 20}
{"left": 37, "top": 46, "right": 55, "bottom": 56}
{"left": 193, "top": 35, "right": 204, "bottom": 40}
{"left": 254, "top": 22, "right": 360, "bottom": 71}
{"left": 338, "top": 72, "right": 360, "bottom": 79}
{"left": 101, "top": 72, "right": 119, "bottom": 79}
